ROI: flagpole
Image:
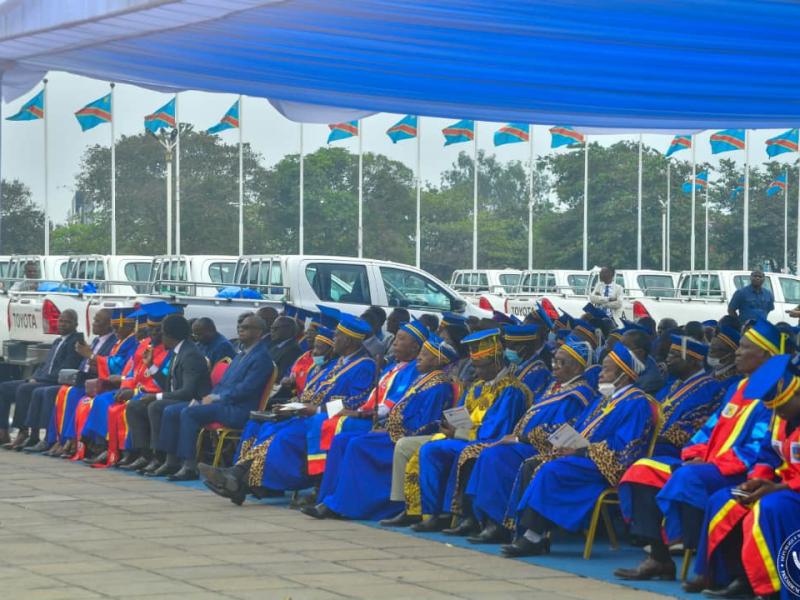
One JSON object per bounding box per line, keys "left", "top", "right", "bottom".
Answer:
{"left": 785, "top": 169, "right": 789, "bottom": 272}
{"left": 704, "top": 180, "right": 709, "bottom": 270}
{"left": 666, "top": 160, "right": 671, "bottom": 272}
{"left": 637, "top": 134, "right": 643, "bottom": 269}
{"left": 690, "top": 136, "right": 696, "bottom": 270}
{"left": 299, "top": 123, "right": 304, "bottom": 255}
{"left": 661, "top": 212, "right": 666, "bottom": 271}
{"left": 110, "top": 83, "right": 116, "bottom": 256}
{"left": 238, "top": 95, "right": 244, "bottom": 256}
{"left": 528, "top": 126, "right": 534, "bottom": 271}
{"left": 175, "top": 93, "right": 181, "bottom": 255}
{"left": 415, "top": 117, "right": 422, "bottom": 268}
{"left": 473, "top": 125, "right": 478, "bottom": 270}
{"left": 43, "top": 79, "right": 49, "bottom": 255}
{"left": 358, "top": 119, "right": 363, "bottom": 258}
{"left": 583, "top": 137, "right": 588, "bottom": 271}
{"left": 743, "top": 130, "right": 750, "bottom": 270}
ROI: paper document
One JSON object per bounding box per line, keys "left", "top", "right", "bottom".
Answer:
{"left": 547, "top": 423, "right": 589, "bottom": 450}
{"left": 278, "top": 402, "right": 306, "bottom": 411}
{"left": 326, "top": 398, "right": 345, "bottom": 417}
{"left": 443, "top": 406, "right": 473, "bottom": 430}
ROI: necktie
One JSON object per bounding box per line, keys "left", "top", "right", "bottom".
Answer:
{"left": 44, "top": 337, "right": 65, "bottom": 375}
{"left": 604, "top": 284, "right": 610, "bottom": 297}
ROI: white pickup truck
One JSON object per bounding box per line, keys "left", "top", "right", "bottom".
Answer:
{"left": 499, "top": 268, "right": 678, "bottom": 319}
{"left": 449, "top": 269, "right": 522, "bottom": 311}
{"left": 631, "top": 270, "right": 800, "bottom": 324}
{"left": 140, "top": 254, "right": 490, "bottom": 339}
{"left": 3, "top": 254, "right": 236, "bottom": 362}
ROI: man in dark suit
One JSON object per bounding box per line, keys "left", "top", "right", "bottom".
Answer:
{"left": 162, "top": 314, "right": 274, "bottom": 481}
{"left": 268, "top": 316, "right": 302, "bottom": 380}
{"left": 124, "top": 314, "right": 211, "bottom": 476}
{"left": 0, "top": 309, "right": 83, "bottom": 448}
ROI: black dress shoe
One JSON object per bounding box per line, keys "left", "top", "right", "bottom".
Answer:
{"left": 198, "top": 463, "right": 245, "bottom": 494}
{"left": 614, "top": 558, "right": 677, "bottom": 581}
{"left": 23, "top": 439, "right": 51, "bottom": 453}
{"left": 144, "top": 462, "right": 177, "bottom": 477}
{"left": 120, "top": 455, "right": 150, "bottom": 471}
{"left": 202, "top": 479, "right": 247, "bottom": 506}
{"left": 683, "top": 576, "right": 709, "bottom": 594}
{"left": 116, "top": 451, "right": 138, "bottom": 467}
{"left": 140, "top": 458, "right": 163, "bottom": 475}
{"left": 84, "top": 450, "right": 108, "bottom": 465}
{"left": 167, "top": 467, "right": 199, "bottom": 481}
{"left": 410, "top": 515, "right": 450, "bottom": 533}
{"left": 500, "top": 535, "right": 551, "bottom": 557}
{"left": 443, "top": 517, "right": 480, "bottom": 536}
{"left": 702, "top": 578, "right": 754, "bottom": 598}
{"left": 468, "top": 521, "right": 511, "bottom": 544}
{"left": 380, "top": 512, "right": 422, "bottom": 527}
{"left": 301, "top": 503, "right": 339, "bottom": 520}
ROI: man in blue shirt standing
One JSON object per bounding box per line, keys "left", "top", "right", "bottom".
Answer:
{"left": 727, "top": 270, "right": 774, "bottom": 323}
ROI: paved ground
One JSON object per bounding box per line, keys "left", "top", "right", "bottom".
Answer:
{"left": 0, "top": 451, "right": 676, "bottom": 600}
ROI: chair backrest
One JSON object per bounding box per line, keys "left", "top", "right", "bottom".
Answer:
{"left": 210, "top": 357, "right": 232, "bottom": 387}
{"left": 257, "top": 362, "right": 279, "bottom": 411}
{"left": 644, "top": 395, "right": 663, "bottom": 458}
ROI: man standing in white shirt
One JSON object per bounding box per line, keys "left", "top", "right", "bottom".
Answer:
{"left": 589, "top": 266, "right": 624, "bottom": 320}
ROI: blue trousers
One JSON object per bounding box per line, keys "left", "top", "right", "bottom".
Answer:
{"left": 161, "top": 401, "right": 250, "bottom": 459}
{"left": 25, "top": 385, "right": 60, "bottom": 430}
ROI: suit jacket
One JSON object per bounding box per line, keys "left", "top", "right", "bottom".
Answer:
{"left": 214, "top": 337, "right": 274, "bottom": 410}
{"left": 76, "top": 333, "right": 119, "bottom": 386}
{"left": 33, "top": 331, "right": 84, "bottom": 384}
{"left": 198, "top": 332, "right": 236, "bottom": 366}
{"left": 268, "top": 338, "right": 303, "bottom": 380}
{"left": 154, "top": 340, "right": 211, "bottom": 402}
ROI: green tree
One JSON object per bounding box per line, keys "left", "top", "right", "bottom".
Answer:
{"left": 0, "top": 179, "right": 45, "bottom": 254}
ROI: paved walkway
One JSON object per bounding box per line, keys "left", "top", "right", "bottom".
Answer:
{"left": 0, "top": 451, "right": 675, "bottom": 600}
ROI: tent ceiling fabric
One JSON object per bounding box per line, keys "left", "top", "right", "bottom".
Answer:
{"left": 1, "top": 0, "right": 799, "bottom": 128}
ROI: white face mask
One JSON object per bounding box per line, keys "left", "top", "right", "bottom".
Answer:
{"left": 706, "top": 356, "right": 721, "bottom": 368}
{"left": 599, "top": 373, "right": 626, "bottom": 397}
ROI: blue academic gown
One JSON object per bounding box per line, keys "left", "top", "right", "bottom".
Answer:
{"left": 419, "top": 371, "right": 529, "bottom": 516}
{"left": 467, "top": 378, "right": 595, "bottom": 526}
{"left": 160, "top": 337, "right": 274, "bottom": 459}
{"left": 236, "top": 350, "right": 375, "bottom": 491}
{"left": 319, "top": 369, "right": 453, "bottom": 520}
{"left": 514, "top": 353, "right": 551, "bottom": 398}
{"left": 198, "top": 332, "right": 236, "bottom": 366}
{"left": 79, "top": 334, "right": 140, "bottom": 441}
{"left": 515, "top": 384, "right": 656, "bottom": 532}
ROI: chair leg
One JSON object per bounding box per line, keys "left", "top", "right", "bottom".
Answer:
{"left": 600, "top": 503, "right": 618, "bottom": 550}
{"left": 681, "top": 548, "right": 695, "bottom": 581}
{"left": 195, "top": 429, "right": 205, "bottom": 463}
{"left": 583, "top": 497, "right": 605, "bottom": 560}
{"left": 212, "top": 431, "right": 226, "bottom": 468}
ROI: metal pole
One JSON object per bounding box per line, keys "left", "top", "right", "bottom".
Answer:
{"left": 528, "top": 127, "right": 534, "bottom": 270}
{"left": 473, "top": 126, "right": 478, "bottom": 270}
{"left": 357, "top": 119, "right": 363, "bottom": 258}
{"left": 797, "top": 159, "right": 800, "bottom": 274}
{"left": 583, "top": 138, "right": 588, "bottom": 270}
{"left": 166, "top": 154, "right": 172, "bottom": 255}
{"left": 415, "top": 117, "right": 422, "bottom": 268}
{"left": 110, "top": 83, "right": 116, "bottom": 255}
{"left": 785, "top": 168, "right": 789, "bottom": 272}
{"left": 299, "top": 123, "right": 304, "bottom": 255}
{"left": 637, "top": 134, "right": 643, "bottom": 269}
{"left": 666, "top": 161, "right": 671, "bottom": 271}
{"left": 175, "top": 94, "right": 181, "bottom": 255}
{"left": 743, "top": 130, "right": 750, "bottom": 269}
{"left": 238, "top": 95, "right": 244, "bottom": 255}
{"left": 704, "top": 182, "right": 709, "bottom": 269}
{"left": 43, "top": 79, "right": 49, "bottom": 255}
{"left": 690, "top": 136, "right": 696, "bottom": 270}
{"left": 661, "top": 211, "right": 666, "bottom": 271}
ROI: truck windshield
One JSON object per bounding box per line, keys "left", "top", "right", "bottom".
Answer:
{"left": 637, "top": 274, "right": 675, "bottom": 298}
{"left": 779, "top": 278, "right": 800, "bottom": 304}
{"left": 567, "top": 274, "right": 589, "bottom": 294}
{"left": 306, "top": 263, "right": 371, "bottom": 305}
{"left": 498, "top": 273, "right": 520, "bottom": 292}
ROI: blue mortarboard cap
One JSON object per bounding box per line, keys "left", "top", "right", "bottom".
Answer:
{"left": 583, "top": 302, "right": 611, "bottom": 322}
{"left": 492, "top": 310, "right": 516, "bottom": 325}
{"left": 669, "top": 334, "right": 709, "bottom": 360}
{"left": 110, "top": 306, "right": 136, "bottom": 324}
{"left": 716, "top": 326, "right": 741, "bottom": 351}
{"left": 608, "top": 341, "right": 645, "bottom": 380}
{"left": 423, "top": 333, "right": 459, "bottom": 365}
{"left": 462, "top": 328, "right": 503, "bottom": 359}
{"left": 442, "top": 311, "right": 468, "bottom": 326}
{"left": 702, "top": 320, "right": 719, "bottom": 328}
{"left": 336, "top": 313, "right": 372, "bottom": 340}
{"left": 743, "top": 319, "right": 785, "bottom": 355}
{"left": 316, "top": 304, "right": 341, "bottom": 329}
{"left": 399, "top": 320, "right": 430, "bottom": 346}
{"left": 556, "top": 310, "right": 575, "bottom": 329}
{"left": 743, "top": 354, "right": 800, "bottom": 408}
{"left": 534, "top": 302, "right": 555, "bottom": 329}
{"left": 572, "top": 318, "right": 598, "bottom": 347}
{"left": 315, "top": 326, "right": 335, "bottom": 346}
{"left": 462, "top": 328, "right": 502, "bottom": 344}
{"left": 555, "top": 329, "right": 572, "bottom": 340}
{"left": 561, "top": 337, "right": 592, "bottom": 367}
{"left": 503, "top": 324, "right": 540, "bottom": 343}
{"left": 139, "top": 301, "right": 181, "bottom": 324}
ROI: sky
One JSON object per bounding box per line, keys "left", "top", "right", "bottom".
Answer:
{"left": 2, "top": 71, "right": 798, "bottom": 223}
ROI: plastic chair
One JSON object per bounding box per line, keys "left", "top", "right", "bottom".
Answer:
{"left": 195, "top": 363, "right": 277, "bottom": 467}
{"left": 681, "top": 548, "right": 695, "bottom": 581}
{"left": 583, "top": 396, "right": 663, "bottom": 560}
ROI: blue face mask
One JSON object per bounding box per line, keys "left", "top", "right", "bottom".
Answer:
{"left": 313, "top": 355, "right": 326, "bottom": 367}
{"left": 503, "top": 348, "right": 522, "bottom": 364}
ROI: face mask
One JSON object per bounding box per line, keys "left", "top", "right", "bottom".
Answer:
{"left": 313, "top": 355, "right": 326, "bottom": 367}
{"left": 706, "top": 356, "right": 721, "bottom": 369}
{"left": 504, "top": 349, "right": 522, "bottom": 364}
{"left": 598, "top": 382, "right": 615, "bottom": 397}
